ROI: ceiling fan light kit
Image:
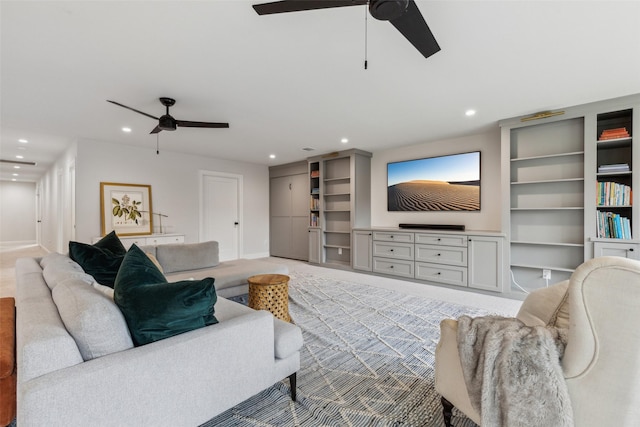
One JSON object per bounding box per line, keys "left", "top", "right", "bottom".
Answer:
{"left": 252, "top": 0, "right": 440, "bottom": 59}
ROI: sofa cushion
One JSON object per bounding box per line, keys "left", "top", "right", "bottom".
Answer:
{"left": 42, "top": 258, "right": 93, "bottom": 290}
{"left": 69, "top": 239, "right": 126, "bottom": 288}
{"left": 114, "top": 245, "right": 218, "bottom": 346}
{"left": 156, "top": 241, "right": 219, "bottom": 274}
{"left": 52, "top": 277, "right": 134, "bottom": 361}
{"left": 39, "top": 252, "right": 71, "bottom": 268}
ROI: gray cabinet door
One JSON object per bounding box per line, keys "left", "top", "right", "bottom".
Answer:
{"left": 468, "top": 236, "right": 503, "bottom": 291}
{"left": 353, "top": 230, "right": 372, "bottom": 271}
{"left": 270, "top": 173, "right": 309, "bottom": 260}
{"left": 309, "top": 228, "right": 321, "bottom": 264}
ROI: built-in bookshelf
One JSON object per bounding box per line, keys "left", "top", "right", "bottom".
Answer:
{"left": 595, "top": 109, "right": 633, "bottom": 239}
{"left": 309, "top": 162, "right": 320, "bottom": 227}
{"left": 505, "top": 117, "right": 585, "bottom": 292}
{"left": 307, "top": 149, "right": 371, "bottom": 268}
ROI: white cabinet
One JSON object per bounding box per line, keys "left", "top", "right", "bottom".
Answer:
{"left": 354, "top": 228, "right": 505, "bottom": 294}
{"left": 308, "top": 228, "right": 321, "bottom": 264}
{"left": 468, "top": 235, "right": 503, "bottom": 292}
{"left": 93, "top": 234, "right": 185, "bottom": 248}
{"left": 352, "top": 230, "right": 372, "bottom": 271}
{"left": 593, "top": 241, "right": 640, "bottom": 260}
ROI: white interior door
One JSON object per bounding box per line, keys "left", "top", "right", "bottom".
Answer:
{"left": 200, "top": 171, "right": 242, "bottom": 261}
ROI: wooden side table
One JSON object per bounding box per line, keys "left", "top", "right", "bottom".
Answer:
{"left": 247, "top": 274, "right": 291, "bottom": 322}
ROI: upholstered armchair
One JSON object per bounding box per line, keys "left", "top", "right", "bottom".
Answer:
{"left": 435, "top": 256, "right": 640, "bottom": 427}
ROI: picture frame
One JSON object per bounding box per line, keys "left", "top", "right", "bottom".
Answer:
{"left": 100, "top": 182, "right": 153, "bottom": 236}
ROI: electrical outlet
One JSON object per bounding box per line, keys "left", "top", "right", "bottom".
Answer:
{"left": 542, "top": 269, "right": 551, "bottom": 280}
{"left": 338, "top": 247, "right": 342, "bottom": 255}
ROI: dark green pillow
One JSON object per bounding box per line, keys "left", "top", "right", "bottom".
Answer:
{"left": 114, "top": 244, "right": 218, "bottom": 346}
{"left": 69, "top": 234, "right": 126, "bottom": 287}
{"left": 94, "top": 231, "right": 127, "bottom": 256}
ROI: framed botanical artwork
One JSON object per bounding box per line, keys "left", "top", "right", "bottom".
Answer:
{"left": 100, "top": 182, "right": 153, "bottom": 236}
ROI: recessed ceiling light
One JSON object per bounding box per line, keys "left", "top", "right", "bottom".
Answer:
{"left": 14, "top": 166, "right": 20, "bottom": 169}
{"left": 341, "top": 138, "right": 349, "bottom": 144}
{"left": 15, "top": 155, "right": 24, "bottom": 159}
{"left": 269, "top": 154, "right": 276, "bottom": 159}
{"left": 122, "top": 127, "right": 132, "bottom": 133}
{"left": 12, "top": 173, "right": 18, "bottom": 176}
{"left": 465, "top": 109, "right": 476, "bottom": 117}
{"left": 11, "top": 179, "right": 16, "bottom": 182}
{"left": 18, "top": 139, "right": 28, "bottom": 143}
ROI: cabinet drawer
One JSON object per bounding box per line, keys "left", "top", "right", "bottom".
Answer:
{"left": 415, "top": 244, "right": 467, "bottom": 266}
{"left": 148, "top": 235, "right": 185, "bottom": 245}
{"left": 373, "top": 242, "right": 414, "bottom": 260}
{"left": 415, "top": 233, "right": 467, "bottom": 247}
{"left": 415, "top": 262, "right": 467, "bottom": 287}
{"left": 372, "top": 231, "right": 414, "bottom": 243}
{"left": 373, "top": 257, "right": 414, "bottom": 278}
{"left": 120, "top": 237, "right": 147, "bottom": 249}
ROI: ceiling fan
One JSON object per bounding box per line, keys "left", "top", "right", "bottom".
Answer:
{"left": 252, "top": 0, "right": 440, "bottom": 59}
{"left": 107, "top": 97, "right": 230, "bottom": 134}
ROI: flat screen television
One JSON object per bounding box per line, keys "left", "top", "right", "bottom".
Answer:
{"left": 387, "top": 151, "right": 480, "bottom": 211}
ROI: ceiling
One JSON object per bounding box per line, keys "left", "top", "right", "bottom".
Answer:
{"left": 2, "top": 1, "right": 640, "bottom": 183}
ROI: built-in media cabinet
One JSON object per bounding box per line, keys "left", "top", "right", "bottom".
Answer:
{"left": 307, "top": 149, "right": 371, "bottom": 268}
{"left": 353, "top": 228, "right": 504, "bottom": 293}
{"left": 501, "top": 94, "right": 640, "bottom": 296}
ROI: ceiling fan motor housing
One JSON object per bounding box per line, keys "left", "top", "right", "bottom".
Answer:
{"left": 158, "top": 115, "right": 177, "bottom": 131}
{"left": 369, "top": 0, "right": 409, "bottom": 21}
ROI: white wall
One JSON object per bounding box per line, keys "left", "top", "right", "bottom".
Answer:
{"left": 0, "top": 181, "right": 37, "bottom": 243}
{"left": 74, "top": 139, "right": 270, "bottom": 258}
{"left": 371, "top": 129, "right": 502, "bottom": 231}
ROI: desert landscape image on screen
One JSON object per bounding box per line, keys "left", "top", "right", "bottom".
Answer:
{"left": 387, "top": 152, "right": 480, "bottom": 211}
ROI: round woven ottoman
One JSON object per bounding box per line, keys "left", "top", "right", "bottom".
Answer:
{"left": 247, "top": 274, "right": 291, "bottom": 322}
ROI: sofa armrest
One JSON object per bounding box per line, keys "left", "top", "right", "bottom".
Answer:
{"left": 19, "top": 310, "right": 275, "bottom": 427}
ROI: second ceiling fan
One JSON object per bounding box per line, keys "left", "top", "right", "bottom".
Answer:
{"left": 252, "top": 0, "right": 441, "bottom": 59}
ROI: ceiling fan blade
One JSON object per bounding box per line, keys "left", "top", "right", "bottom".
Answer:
{"left": 389, "top": 0, "right": 440, "bottom": 59}
{"left": 253, "top": 0, "right": 366, "bottom": 15}
{"left": 107, "top": 100, "right": 159, "bottom": 120}
{"left": 150, "top": 126, "right": 162, "bottom": 134}
{"left": 175, "top": 120, "right": 230, "bottom": 129}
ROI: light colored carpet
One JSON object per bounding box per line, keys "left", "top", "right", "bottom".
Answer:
{"left": 202, "top": 271, "right": 505, "bottom": 427}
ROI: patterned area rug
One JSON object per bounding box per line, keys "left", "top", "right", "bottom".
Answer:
{"left": 202, "top": 272, "right": 490, "bottom": 427}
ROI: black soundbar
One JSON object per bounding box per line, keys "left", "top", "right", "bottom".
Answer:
{"left": 398, "top": 223, "right": 465, "bottom": 231}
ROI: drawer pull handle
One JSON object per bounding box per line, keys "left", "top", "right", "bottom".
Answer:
{"left": 390, "top": 265, "right": 394, "bottom": 268}
{"left": 437, "top": 238, "right": 441, "bottom": 241}
{"left": 390, "top": 249, "right": 394, "bottom": 252}
{"left": 630, "top": 248, "right": 635, "bottom": 252}
{"left": 437, "top": 272, "right": 441, "bottom": 275}
{"left": 437, "top": 253, "right": 441, "bottom": 256}
{"left": 390, "top": 235, "right": 394, "bottom": 238}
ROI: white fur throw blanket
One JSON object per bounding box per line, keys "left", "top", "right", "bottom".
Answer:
{"left": 456, "top": 316, "right": 573, "bottom": 427}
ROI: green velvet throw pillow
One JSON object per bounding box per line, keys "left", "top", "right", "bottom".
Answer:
{"left": 94, "top": 230, "right": 127, "bottom": 255}
{"left": 114, "top": 244, "right": 218, "bottom": 346}
{"left": 69, "top": 232, "right": 126, "bottom": 287}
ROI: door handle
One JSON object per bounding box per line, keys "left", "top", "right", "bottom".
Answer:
{"left": 234, "top": 222, "right": 239, "bottom": 226}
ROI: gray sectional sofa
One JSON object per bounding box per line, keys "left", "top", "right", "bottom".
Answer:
{"left": 15, "top": 241, "right": 303, "bottom": 426}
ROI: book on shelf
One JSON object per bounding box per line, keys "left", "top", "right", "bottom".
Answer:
{"left": 310, "top": 213, "right": 319, "bottom": 227}
{"left": 599, "top": 127, "right": 630, "bottom": 140}
{"left": 311, "top": 188, "right": 320, "bottom": 194}
{"left": 310, "top": 170, "right": 320, "bottom": 178}
{"left": 596, "top": 211, "right": 632, "bottom": 239}
{"left": 598, "top": 163, "right": 630, "bottom": 173}
{"left": 596, "top": 181, "right": 632, "bottom": 206}
{"left": 310, "top": 197, "right": 320, "bottom": 210}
